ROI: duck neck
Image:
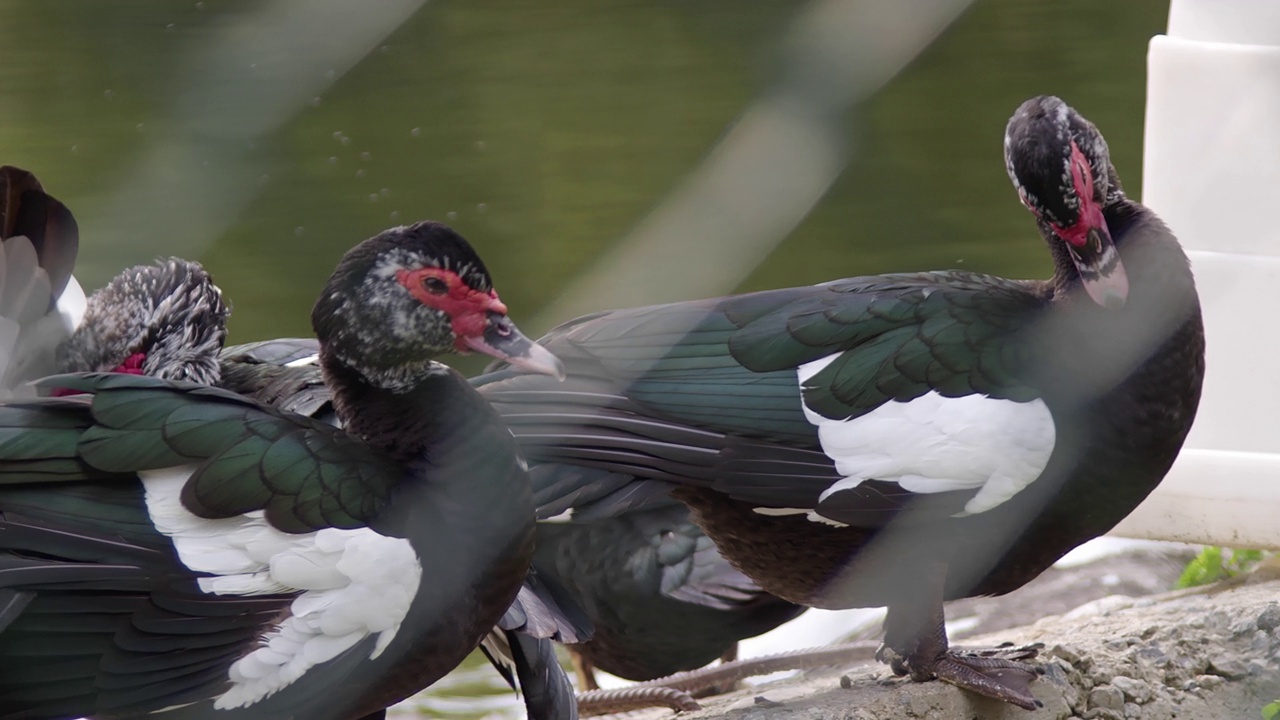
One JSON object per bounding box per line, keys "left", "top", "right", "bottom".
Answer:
{"left": 1037, "top": 194, "right": 1202, "bottom": 414}
{"left": 1045, "top": 195, "right": 1192, "bottom": 303}
{"left": 319, "top": 353, "right": 481, "bottom": 466}
{"left": 318, "top": 348, "right": 534, "bottom": 541}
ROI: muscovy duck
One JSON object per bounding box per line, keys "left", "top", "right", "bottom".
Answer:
{"left": 54, "top": 258, "right": 229, "bottom": 385}
{"left": 3, "top": 168, "right": 568, "bottom": 719}
{"left": 0, "top": 221, "right": 564, "bottom": 720}
{"left": 218, "top": 338, "right": 589, "bottom": 720}
{"left": 223, "top": 339, "right": 803, "bottom": 698}
{"left": 475, "top": 96, "right": 1206, "bottom": 710}
{"left": 0, "top": 164, "right": 226, "bottom": 394}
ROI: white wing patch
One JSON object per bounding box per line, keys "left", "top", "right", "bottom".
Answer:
{"left": 141, "top": 467, "right": 423, "bottom": 709}
{"left": 797, "top": 354, "right": 1055, "bottom": 518}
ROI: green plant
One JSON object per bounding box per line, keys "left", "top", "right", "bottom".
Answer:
{"left": 1176, "top": 547, "right": 1268, "bottom": 589}
{"left": 1261, "top": 699, "right": 1279, "bottom": 720}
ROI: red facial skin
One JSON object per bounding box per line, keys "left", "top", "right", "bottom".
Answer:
{"left": 51, "top": 352, "right": 147, "bottom": 396}
{"left": 116, "top": 352, "right": 147, "bottom": 375}
{"left": 395, "top": 267, "right": 508, "bottom": 352}
{"left": 1047, "top": 142, "right": 1105, "bottom": 248}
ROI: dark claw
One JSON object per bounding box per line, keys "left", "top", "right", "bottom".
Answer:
{"left": 932, "top": 653, "right": 1042, "bottom": 711}
{"left": 875, "top": 643, "right": 911, "bottom": 676}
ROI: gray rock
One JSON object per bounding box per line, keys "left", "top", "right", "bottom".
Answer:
{"left": 1052, "top": 643, "right": 1084, "bottom": 664}
{"left": 1207, "top": 656, "right": 1248, "bottom": 679}
{"left": 1090, "top": 684, "right": 1125, "bottom": 711}
{"left": 1252, "top": 630, "right": 1273, "bottom": 653}
{"left": 1195, "top": 674, "right": 1225, "bottom": 689}
{"left": 1136, "top": 645, "right": 1167, "bottom": 666}
{"left": 1110, "top": 676, "right": 1153, "bottom": 704}
{"left": 1206, "top": 611, "right": 1231, "bottom": 634}
{"left": 1258, "top": 603, "right": 1280, "bottom": 632}
{"left": 1229, "top": 618, "right": 1256, "bottom": 636}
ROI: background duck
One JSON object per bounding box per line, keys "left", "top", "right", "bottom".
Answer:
{"left": 476, "top": 95, "right": 1206, "bottom": 710}
{"left": 521, "top": 470, "right": 805, "bottom": 690}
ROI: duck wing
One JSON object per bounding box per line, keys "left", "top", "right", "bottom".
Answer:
{"left": 481, "top": 272, "right": 1050, "bottom": 527}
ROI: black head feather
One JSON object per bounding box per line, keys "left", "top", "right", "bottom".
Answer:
{"left": 1004, "top": 95, "right": 1120, "bottom": 229}
{"left": 312, "top": 221, "right": 497, "bottom": 391}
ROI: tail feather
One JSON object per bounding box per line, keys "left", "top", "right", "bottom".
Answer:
{"left": 0, "top": 165, "right": 79, "bottom": 302}
{"left": 0, "top": 166, "right": 83, "bottom": 396}
{"left": 479, "top": 629, "right": 578, "bottom": 720}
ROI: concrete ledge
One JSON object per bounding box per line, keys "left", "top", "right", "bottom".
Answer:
{"left": 647, "top": 576, "right": 1280, "bottom": 720}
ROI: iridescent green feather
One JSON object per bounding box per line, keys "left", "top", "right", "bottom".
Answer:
{"left": 25, "top": 373, "right": 402, "bottom": 533}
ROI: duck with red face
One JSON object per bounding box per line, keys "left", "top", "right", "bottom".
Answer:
{"left": 475, "top": 95, "right": 1204, "bottom": 711}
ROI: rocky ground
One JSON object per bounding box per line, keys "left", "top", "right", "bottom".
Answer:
{"left": 597, "top": 547, "right": 1280, "bottom": 720}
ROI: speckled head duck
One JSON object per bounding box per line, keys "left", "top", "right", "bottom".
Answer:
{"left": 0, "top": 220, "right": 563, "bottom": 720}
{"left": 55, "top": 258, "right": 230, "bottom": 385}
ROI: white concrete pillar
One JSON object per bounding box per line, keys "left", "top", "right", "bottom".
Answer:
{"left": 1111, "top": 0, "right": 1280, "bottom": 548}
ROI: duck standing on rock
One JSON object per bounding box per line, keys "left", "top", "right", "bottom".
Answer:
{"left": 0, "top": 221, "right": 564, "bottom": 720}
{"left": 477, "top": 95, "right": 1206, "bottom": 710}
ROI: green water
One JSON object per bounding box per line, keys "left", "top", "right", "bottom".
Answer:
{"left": 0, "top": 0, "right": 1168, "bottom": 716}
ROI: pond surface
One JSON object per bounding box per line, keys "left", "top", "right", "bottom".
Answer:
{"left": 0, "top": 1, "right": 1169, "bottom": 716}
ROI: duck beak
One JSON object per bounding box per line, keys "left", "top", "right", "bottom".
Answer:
{"left": 1065, "top": 224, "right": 1129, "bottom": 309}
{"left": 462, "top": 313, "right": 566, "bottom": 380}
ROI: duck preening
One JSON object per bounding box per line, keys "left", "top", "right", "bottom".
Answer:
{"left": 55, "top": 258, "right": 229, "bottom": 385}
{"left": 0, "top": 220, "right": 564, "bottom": 719}
{"left": 477, "top": 95, "right": 1206, "bottom": 710}
{"left": 0, "top": 165, "right": 226, "bottom": 396}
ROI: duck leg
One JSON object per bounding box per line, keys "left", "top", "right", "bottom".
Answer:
{"left": 571, "top": 649, "right": 601, "bottom": 691}
{"left": 878, "top": 575, "right": 1042, "bottom": 710}
{"left": 697, "top": 644, "right": 741, "bottom": 697}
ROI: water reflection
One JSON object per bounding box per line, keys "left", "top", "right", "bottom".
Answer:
{"left": 0, "top": 0, "right": 1167, "bottom": 716}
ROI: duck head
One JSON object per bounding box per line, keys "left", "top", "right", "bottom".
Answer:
{"left": 1004, "top": 95, "right": 1129, "bottom": 308}
{"left": 312, "top": 221, "right": 563, "bottom": 392}
{"left": 55, "top": 258, "right": 229, "bottom": 384}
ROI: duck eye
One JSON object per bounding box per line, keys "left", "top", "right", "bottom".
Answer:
{"left": 422, "top": 276, "right": 448, "bottom": 295}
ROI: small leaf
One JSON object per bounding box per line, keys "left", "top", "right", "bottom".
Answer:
{"left": 1261, "top": 700, "right": 1280, "bottom": 720}
{"left": 1176, "top": 546, "right": 1225, "bottom": 589}
{"left": 1228, "top": 549, "right": 1266, "bottom": 576}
